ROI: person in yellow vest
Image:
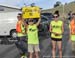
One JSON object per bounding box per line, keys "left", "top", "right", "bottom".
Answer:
{"left": 69, "top": 13, "right": 75, "bottom": 54}
{"left": 15, "top": 13, "right": 27, "bottom": 58}
{"left": 25, "top": 18, "right": 41, "bottom": 58}
{"left": 50, "top": 14, "right": 64, "bottom": 58}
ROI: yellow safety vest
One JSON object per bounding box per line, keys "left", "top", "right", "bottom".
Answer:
{"left": 50, "top": 20, "right": 63, "bottom": 39}
{"left": 27, "top": 24, "right": 39, "bottom": 44}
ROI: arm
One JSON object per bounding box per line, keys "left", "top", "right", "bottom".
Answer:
{"left": 69, "top": 23, "right": 72, "bottom": 42}
{"left": 49, "top": 22, "right": 54, "bottom": 33}
{"left": 62, "top": 22, "right": 64, "bottom": 33}
{"left": 22, "top": 19, "right": 28, "bottom": 26}
{"left": 21, "top": 23, "right": 25, "bottom": 34}
{"left": 22, "top": 19, "right": 28, "bottom": 34}
{"left": 49, "top": 24, "right": 55, "bottom": 34}
{"left": 36, "top": 18, "right": 41, "bottom": 26}
{"left": 49, "top": 24, "right": 52, "bottom": 33}
{"left": 69, "top": 24, "right": 71, "bottom": 37}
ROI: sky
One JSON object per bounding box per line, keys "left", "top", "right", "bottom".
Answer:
{"left": 0, "top": 0, "right": 75, "bottom": 9}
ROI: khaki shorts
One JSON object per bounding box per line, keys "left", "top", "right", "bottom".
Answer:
{"left": 28, "top": 44, "right": 40, "bottom": 53}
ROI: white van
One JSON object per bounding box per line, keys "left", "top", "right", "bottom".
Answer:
{"left": 0, "top": 12, "right": 20, "bottom": 38}
{"left": 0, "top": 4, "right": 21, "bottom": 38}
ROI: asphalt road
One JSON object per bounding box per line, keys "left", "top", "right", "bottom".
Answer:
{"left": 0, "top": 20, "right": 75, "bottom": 58}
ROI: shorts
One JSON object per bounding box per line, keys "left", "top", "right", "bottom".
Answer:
{"left": 51, "top": 38, "right": 62, "bottom": 41}
{"left": 28, "top": 44, "right": 40, "bottom": 53}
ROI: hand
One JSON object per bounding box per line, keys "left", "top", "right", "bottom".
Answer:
{"left": 22, "top": 32, "right": 25, "bottom": 34}
{"left": 53, "top": 32, "right": 61, "bottom": 35}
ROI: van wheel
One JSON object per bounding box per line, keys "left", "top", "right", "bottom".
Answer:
{"left": 10, "top": 30, "right": 17, "bottom": 39}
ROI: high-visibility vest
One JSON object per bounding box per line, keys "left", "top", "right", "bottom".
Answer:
{"left": 16, "top": 21, "right": 22, "bottom": 33}
{"left": 50, "top": 20, "right": 63, "bottom": 38}
{"left": 27, "top": 24, "right": 39, "bottom": 44}
{"left": 70, "top": 19, "right": 75, "bottom": 34}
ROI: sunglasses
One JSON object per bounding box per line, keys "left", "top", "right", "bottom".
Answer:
{"left": 28, "top": 20, "right": 34, "bottom": 22}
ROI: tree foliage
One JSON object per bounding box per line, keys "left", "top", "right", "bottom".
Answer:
{"left": 54, "top": 1, "right": 62, "bottom": 8}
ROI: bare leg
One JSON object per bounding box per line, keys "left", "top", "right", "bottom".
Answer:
{"left": 57, "top": 41, "right": 62, "bottom": 58}
{"left": 35, "top": 52, "right": 39, "bottom": 58}
{"left": 52, "top": 40, "right": 56, "bottom": 58}
{"left": 29, "top": 53, "right": 33, "bottom": 58}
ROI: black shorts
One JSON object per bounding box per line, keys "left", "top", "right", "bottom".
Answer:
{"left": 51, "top": 38, "right": 62, "bottom": 41}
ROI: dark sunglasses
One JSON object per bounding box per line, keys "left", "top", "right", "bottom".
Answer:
{"left": 54, "top": 16, "right": 58, "bottom": 18}
{"left": 28, "top": 20, "right": 34, "bottom": 22}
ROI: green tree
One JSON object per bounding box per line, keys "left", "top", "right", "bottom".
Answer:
{"left": 54, "top": 1, "right": 62, "bottom": 8}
